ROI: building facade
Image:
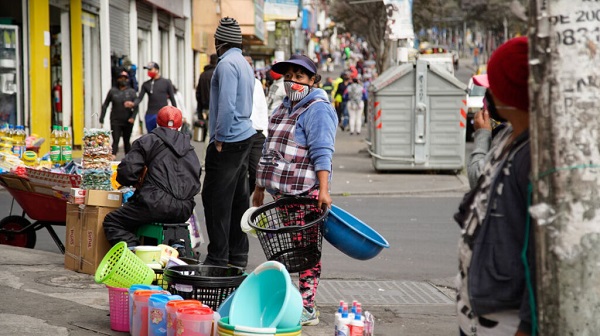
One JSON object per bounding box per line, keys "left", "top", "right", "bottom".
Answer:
{"left": 0, "top": 0, "right": 193, "bottom": 153}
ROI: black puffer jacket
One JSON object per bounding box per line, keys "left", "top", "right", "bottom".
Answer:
{"left": 117, "top": 127, "right": 202, "bottom": 222}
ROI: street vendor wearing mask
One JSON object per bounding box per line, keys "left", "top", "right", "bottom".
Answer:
{"left": 100, "top": 70, "right": 138, "bottom": 157}
{"left": 127, "top": 62, "right": 177, "bottom": 133}
{"left": 103, "top": 106, "right": 202, "bottom": 247}
{"left": 252, "top": 54, "right": 338, "bottom": 326}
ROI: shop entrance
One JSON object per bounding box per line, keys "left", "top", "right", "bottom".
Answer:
{"left": 49, "top": 5, "right": 65, "bottom": 128}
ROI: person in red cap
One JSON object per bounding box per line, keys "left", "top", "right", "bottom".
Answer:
{"left": 103, "top": 106, "right": 202, "bottom": 247}
{"left": 466, "top": 73, "right": 509, "bottom": 188}
{"left": 455, "top": 36, "right": 534, "bottom": 336}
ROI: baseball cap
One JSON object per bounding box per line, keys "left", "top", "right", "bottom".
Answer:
{"left": 143, "top": 61, "right": 160, "bottom": 70}
{"left": 157, "top": 106, "right": 183, "bottom": 129}
{"left": 271, "top": 55, "right": 317, "bottom": 75}
{"left": 472, "top": 74, "right": 488, "bottom": 88}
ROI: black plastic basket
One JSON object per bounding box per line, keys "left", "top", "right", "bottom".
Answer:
{"left": 162, "top": 265, "right": 246, "bottom": 310}
{"left": 153, "top": 257, "right": 201, "bottom": 289}
{"left": 249, "top": 197, "right": 329, "bottom": 273}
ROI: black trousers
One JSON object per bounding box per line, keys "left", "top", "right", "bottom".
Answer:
{"left": 103, "top": 196, "right": 193, "bottom": 247}
{"left": 111, "top": 123, "right": 133, "bottom": 155}
{"left": 248, "top": 131, "right": 266, "bottom": 194}
{"left": 201, "top": 138, "right": 251, "bottom": 267}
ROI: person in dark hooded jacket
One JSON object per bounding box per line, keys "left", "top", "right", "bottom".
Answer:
{"left": 103, "top": 106, "right": 202, "bottom": 247}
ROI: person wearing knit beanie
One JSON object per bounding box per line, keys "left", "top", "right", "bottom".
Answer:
{"left": 456, "top": 36, "right": 534, "bottom": 336}
{"left": 215, "top": 17, "right": 243, "bottom": 47}
{"left": 203, "top": 15, "right": 256, "bottom": 270}
{"left": 487, "top": 36, "right": 529, "bottom": 112}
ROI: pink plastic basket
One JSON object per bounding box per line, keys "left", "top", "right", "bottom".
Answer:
{"left": 107, "top": 285, "right": 130, "bottom": 332}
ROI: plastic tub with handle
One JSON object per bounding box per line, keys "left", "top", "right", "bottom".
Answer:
{"left": 148, "top": 294, "right": 183, "bottom": 336}
{"left": 166, "top": 300, "right": 204, "bottom": 336}
{"left": 217, "top": 317, "right": 301, "bottom": 336}
{"left": 176, "top": 306, "right": 219, "bottom": 336}
{"left": 132, "top": 290, "right": 169, "bottom": 336}
{"left": 129, "top": 284, "right": 164, "bottom": 332}
{"left": 228, "top": 261, "right": 302, "bottom": 329}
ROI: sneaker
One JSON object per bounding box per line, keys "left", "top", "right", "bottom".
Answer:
{"left": 301, "top": 306, "right": 320, "bottom": 326}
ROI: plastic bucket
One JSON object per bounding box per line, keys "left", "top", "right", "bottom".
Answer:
{"left": 95, "top": 242, "right": 155, "bottom": 288}
{"left": 176, "top": 306, "right": 215, "bottom": 336}
{"left": 135, "top": 246, "right": 163, "bottom": 269}
{"left": 166, "top": 300, "right": 203, "bottom": 336}
{"left": 229, "top": 261, "right": 302, "bottom": 329}
{"left": 107, "top": 285, "right": 130, "bottom": 332}
{"left": 129, "top": 285, "right": 164, "bottom": 332}
{"left": 132, "top": 290, "right": 169, "bottom": 336}
{"left": 148, "top": 294, "right": 184, "bottom": 336}
{"left": 217, "top": 317, "right": 301, "bottom": 336}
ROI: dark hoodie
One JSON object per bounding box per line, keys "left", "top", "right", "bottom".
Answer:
{"left": 196, "top": 64, "right": 216, "bottom": 113}
{"left": 116, "top": 127, "right": 202, "bottom": 222}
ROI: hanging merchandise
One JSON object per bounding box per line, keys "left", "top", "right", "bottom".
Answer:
{"left": 81, "top": 129, "right": 113, "bottom": 190}
{"left": 53, "top": 81, "right": 62, "bottom": 113}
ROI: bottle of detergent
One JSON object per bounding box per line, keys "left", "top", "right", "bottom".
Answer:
{"left": 349, "top": 307, "right": 364, "bottom": 336}
{"left": 334, "top": 300, "right": 344, "bottom": 336}
{"left": 336, "top": 305, "right": 350, "bottom": 336}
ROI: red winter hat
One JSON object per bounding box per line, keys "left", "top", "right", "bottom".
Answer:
{"left": 487, "top": 36, "right": 529, "bottom": 112}
{"left": 157, "top": 106, "right": 183, "bottom": 129}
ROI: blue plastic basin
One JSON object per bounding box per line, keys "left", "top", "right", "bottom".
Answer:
{"left": 228, "top": 261, "right": 302, "bottom": 329}
{"left": 323, "top": 204, "right": 390, "bottom": 260}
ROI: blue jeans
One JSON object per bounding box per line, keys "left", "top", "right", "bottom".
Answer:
{"left": 145, "top": 113, "right": 157, "bottom": 133}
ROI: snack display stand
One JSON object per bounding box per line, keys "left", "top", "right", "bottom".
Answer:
{"left": 0, "top": 168, "right": 81, "bottom": 253}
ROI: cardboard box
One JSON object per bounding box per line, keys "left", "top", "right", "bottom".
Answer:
{"left": 64, "top": 203, "right": 115, "bottom": 275}
{"left": 64, "top": 203, "right": 82, "bottom": 273}
{"left": 0, "top": 174, "right": 32, "bottom": 192}
{"left": 69, "top": 188, "right": 86, "bottom": 204}
{"left": 85, "top": 190, "right": 122, "bottom": 208}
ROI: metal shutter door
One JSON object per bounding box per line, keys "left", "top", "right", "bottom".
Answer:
{"left": 110, "top": 0, "right": 130, "bottom": 56}
{"left": 158, "top": 10, "right": 170, "bottom": 30}
{"left": 174, "top": 17, "right": 185, "bottom": 38}
{"left": 137, "top": 1, "right": 153, "bottom": 31}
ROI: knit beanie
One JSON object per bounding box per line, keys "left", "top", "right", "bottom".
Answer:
{"left": 215, "top": 17, "right": 243, "bottom": 45}
{"left": 487, "top": 36, "right": 529, "bottom": 112}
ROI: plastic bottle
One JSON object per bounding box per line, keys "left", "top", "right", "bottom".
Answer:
{"left": 349, "top": 300, "right": 357, "bottom": 323}
{"left": 349, "top": 308, "right": 364, "bottom": 336}
{"left": 336, "top": 305, "right": 350, "bottom": 336}
{"left": 1, "top": 137, "right": 12, "bottom": 154}
{"left": 60, "top": 126, "right": 72, "bottom": 164}
{"left": 6, "top": 124, "right": 14, "bottom": 140}
{"left": 12, "top": 125, "right": 25, "bottom": 158}
{"left": 50, "top": 125, "right": 61, "bottom": 165}
{"left": 334, "top": 300, "right": 345, "bottom": 336}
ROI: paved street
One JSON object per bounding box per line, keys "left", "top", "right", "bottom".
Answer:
{"left": 0, "top": 59, "right": 478, "bottom": 335}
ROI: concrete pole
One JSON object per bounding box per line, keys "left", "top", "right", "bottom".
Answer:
{"left": 529, "top": 0, "right": 600, "bottom": 334}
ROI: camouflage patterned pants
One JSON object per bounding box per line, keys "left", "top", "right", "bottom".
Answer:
{"left": 300, "top": 261, "right": 321, "bottom": 309}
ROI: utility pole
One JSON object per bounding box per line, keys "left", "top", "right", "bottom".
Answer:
{"left": 530, "top": 0, "right": 600, "bottom": 334}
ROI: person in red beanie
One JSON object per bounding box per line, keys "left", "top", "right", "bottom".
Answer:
{"left": 103, "top": 106, "right": 202, "bottom": 247}
{"left": 454, "top": 36, "right": 535, "bottom": 336}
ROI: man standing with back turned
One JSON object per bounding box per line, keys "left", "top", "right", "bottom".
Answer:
{"left": 201, "top": 17, "right": 256, "bottom": 268}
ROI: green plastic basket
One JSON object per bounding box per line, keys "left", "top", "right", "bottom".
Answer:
{"left": 94, "top": 242, "right": 155, "bottom": 288}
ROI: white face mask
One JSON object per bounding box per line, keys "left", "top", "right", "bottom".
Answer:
{"left": 284, "top": 80, "right": 311, "bottom": 102}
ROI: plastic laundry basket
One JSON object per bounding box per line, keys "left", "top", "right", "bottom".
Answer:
{"left": 95, "top": 242, "right": 155, "bottom": 288}
{"left": 107, "top": 285, "right": 130, "bottom": 332}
